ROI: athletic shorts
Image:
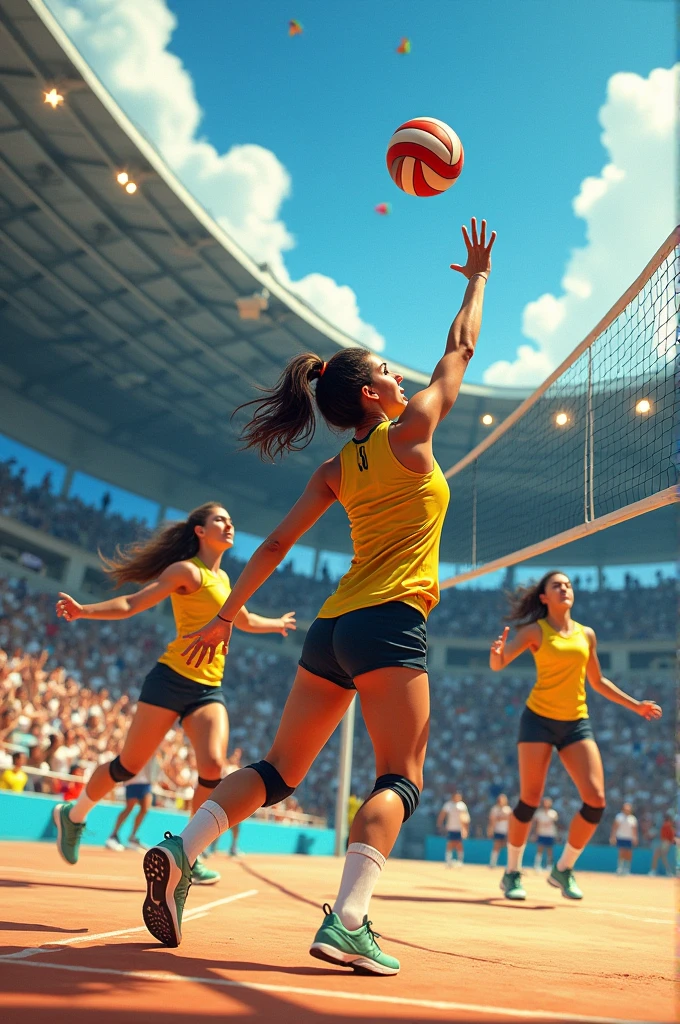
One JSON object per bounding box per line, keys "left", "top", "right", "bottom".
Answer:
{"left": 125, "top": 783, "right": 152, "bottom": 801}
{"left": 447, "top": 830, "right": 463, "bottom": 842}
{"left": 518, "top": 706, "right": 594, "bottom": 751}
{"left": 139, "top": 662, "right": 227, "bottom": 723}
{"left": 299, "top": 601, "right": 427, "bottom": 690}
{"left": 536, "top": 835, "right": 555, "bottom": 847}
{"left": 616, "top": 838, "right": 633, "bottom": 849}
{"left": 493, "top": 831, "right": 508, "bottom": 842}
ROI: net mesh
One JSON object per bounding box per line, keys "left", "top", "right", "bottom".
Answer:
{"left": 441, "top": 238, "right": 678, "bottom": 580}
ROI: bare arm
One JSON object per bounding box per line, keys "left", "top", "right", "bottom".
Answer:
{"left": 394, "top": 218, "right": 496, "bottom": 446}
{"left": 489, "top": 624, "right": 539, "bottom": 671}
{"left": 182, "top": 461, "right": 337, "bottom": 666}
{"left": 584, "top": 628, "right": 662, "bottom": 720}
{"left": 234, "top": 607, "right": 296, "bottom": 637}
{"left": 55, "top": 563, "right": 196, "bottom": 622}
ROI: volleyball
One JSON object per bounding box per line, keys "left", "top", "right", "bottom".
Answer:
{"left": 386, "top": 117, "right": 464, "bottom": 197}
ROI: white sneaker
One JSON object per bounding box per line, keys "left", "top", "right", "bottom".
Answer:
{"left": 127, "top": 836, "right": 149, "bottom": 851}
{"left": 105, "top": 837, "right": 125, "bottom": 852}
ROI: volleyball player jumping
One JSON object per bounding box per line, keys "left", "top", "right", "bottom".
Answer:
{"left": 489, "top": 571, "right": 661, "bottom": 901}
{"left": 140, "top": 218, "right": 496, "bottom": 974}
{"left": 53, "top": 503, "right": 294, "bottom": 884}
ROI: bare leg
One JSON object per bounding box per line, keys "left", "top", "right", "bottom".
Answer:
{"left": 130, "top": 792, "right": 153, "bottom": 838}
{"left": 508, "top": 743, "right": 553, "bottom": 847}
{"left": 182, "top": 702, "right": 230, "bottom": 815}
{"left": 110, "top": 799, "right": 136, "bottom": 839}
{"left": 558, "top": 740, "right": 606, "bottom": 850}
{"left": 83, "top": 703, "right": 177, "bottom": 803}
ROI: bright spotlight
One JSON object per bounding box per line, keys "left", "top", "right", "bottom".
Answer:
{"left": 116, "top": 171, "right": 129, "bottom": 185}
{"left": 635, "top": 398, "right": 652, "bottom": 415}
{"left": 125, "top": 182, "right": 138, "bottom": 194}
{"left": 554, "top": 412, "right": 569, "bottom": 427}
{"left": 481, "top": 414, "right": 494, "bottom": 426}
{"left": 44, "top": 88, "right": 64, "bottom": 109}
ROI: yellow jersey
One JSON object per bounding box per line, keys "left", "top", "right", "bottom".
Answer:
{"left": 526, "top": 618, "right": 590, "bottom": 721}
{"left": 318, "top": 420, "right": 450, "bottom": 620}
{"left": 158, "top": 556, "right": 231, "bottom": 685}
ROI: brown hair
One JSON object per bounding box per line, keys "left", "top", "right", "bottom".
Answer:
{"left": 505, "top": 570, "right": 569, "bottom": 626}
{"left": 101, "top": 502, "right": 220, "bottom": 585}
{"left": 237, "top": 349, "right": 375, "bottom": 461}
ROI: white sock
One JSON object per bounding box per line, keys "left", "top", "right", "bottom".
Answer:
{"left": 333, "top": 843, "right": 385, "bottom": 931}
{"left": 445, "top": 849, "right": 453, "bottom": 864}
{"left": 506, "top": 843, "right": 525, "bottom": 872}
{"left": 180, "top": 800, "right": 229, "bottom": 865}
{"left": 534, "top": 854, "right": 542, "bottom": 870}
{"left": 557, "top": 842, "right": 583, "bottom": 871}
{"left": 69, "top": 789, "right": 97, "bottom": 824}
{"left": 490, "top": 849, "right": 499, "bottom": 868}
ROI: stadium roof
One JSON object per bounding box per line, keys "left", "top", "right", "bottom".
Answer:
{"left": 0, "top": 0, "right": 674, "bottom": 566}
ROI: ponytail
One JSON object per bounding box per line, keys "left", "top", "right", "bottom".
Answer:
{"left": 505, "top": 570, "right": 565, "bottom": 626}
{"left": 237, "top": 348, "right": 374, "bottom": 461}
{"left": 101, "top": 502, "right": 220, "bottom": 586}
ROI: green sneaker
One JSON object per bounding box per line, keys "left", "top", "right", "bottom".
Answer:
{"left": 548, "top": 865, "right": 583, "bottom": 900}
{"left": 53, "top": 802, "right": 85, "bottom": 865}
{"left": 143, "top": 833, "right": 192, "bottom": 947}
{"left": 191, "top": 855, "right": 221, "bottom": 885}
{"left": 309, "top": 903, "right": 400, "bottom": 976}
{"left": 500, "top": 870, "right": 527, "bottom": 900}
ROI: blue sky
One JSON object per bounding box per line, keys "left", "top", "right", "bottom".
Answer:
{"left": 157, "top": 0, "right": 674, "bottom": 382}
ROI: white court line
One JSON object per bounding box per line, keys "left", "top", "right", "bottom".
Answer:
{"left": 580, "top": 909, "right": 670, "bottom": 925}
{"left": 0, "top": 864, "right": 141, "bottom": 883}
{"left": 0, "top": 889, "right": 258, "bottom": 960}
{"left": 0, "top": 957, "right": 657, "bottom": 1024}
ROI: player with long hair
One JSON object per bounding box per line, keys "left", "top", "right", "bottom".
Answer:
{"left": 53, "top": 502, "right": 295, "bottom": 884}
{"left": 489, "top": 571, "right": 661, "bottom": 901}
{"left": 140, "top": 218, "right": 496, "bottom": 974}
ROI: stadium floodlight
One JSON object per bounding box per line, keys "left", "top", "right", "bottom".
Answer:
{"left": 481, "top": 414, "right": 494, "bottom": 426}
{"left": 554, "top": 412, "right": 569, "bottom": 427}
{"left": 124, "top": 182, "right": 138, "bottom": 194}
{"left": 116, "top": 171, "right": 129, "bottom": 185}
{"left": 44, "top": 88, "right": 64, "bottom": 108}
{"left": 635, "top": 398, "right": 652, "bottom": 415}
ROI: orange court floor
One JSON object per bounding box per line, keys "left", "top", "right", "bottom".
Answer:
{"left": 0, "top": 841, "right": 674, "bottom": 1024}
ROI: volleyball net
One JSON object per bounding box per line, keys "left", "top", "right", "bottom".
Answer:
{"left": 441, "top": 229, "right": 678, "bottom": 589}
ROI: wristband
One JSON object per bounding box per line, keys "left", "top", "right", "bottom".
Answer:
{"left": 471, "top": 272, "right": 489, "bottom": 283}
{"left": 217, "top": 613, "right": 233, "bottom": 623}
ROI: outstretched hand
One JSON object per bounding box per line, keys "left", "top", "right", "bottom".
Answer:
{"left": 278, "top": 611, "right": 296, "bottom": 637}
{"left": 450, "top": 217, "right": 496, "bottom": 279}
{"left": 635, "top": 700, "right": 662, "bottom": 721}
{"left": 56, "top": 593, "right": 84, "bottom": 622}
{"left": 489, "top": 626, "right": 509, "bottom": 670}
{"left": 182, "top": 616, "right": 233, "bottom": 668}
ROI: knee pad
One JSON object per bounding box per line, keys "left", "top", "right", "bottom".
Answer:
{"left": 513, "top": 800, "right": 539, "bottom": 823}
{"left": 108, "top": 756, "right": 135, "bottom": 784}
{"left": 371, "top": 774, "right": 420, "bottom": 822}
{"left": 247, "top": 760, "right": 295, "bottom": 807}
{"left": 579, "top": 802, "right": 605, "bottom": 824}
{"left": 197, "top": 775, "right": 222, "bottom": 789}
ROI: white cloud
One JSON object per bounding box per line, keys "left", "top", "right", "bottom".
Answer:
{"left": 44, "top": 0, "right": 385, "bottom": 351}
{"left": 483, "top": 65, "right": 677, "bottom": 388}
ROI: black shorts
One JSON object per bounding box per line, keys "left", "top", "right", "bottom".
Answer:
{"left": 299, "top": 601, "right": 427, "bottom": 690}
{"left": 518, "top": 706, "right": 594, "bottom": 751}
{"left": 139, "top": 662, "right": 228, "bottom": 723}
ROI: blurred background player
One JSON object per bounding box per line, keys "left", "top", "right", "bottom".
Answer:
{"left": 488, "top": 793, "right": 511, "bottom": 868}
{"left": 531, "top": 797, "right": 559, "bottom": 872}
{"left": 438, "top": 790, "right": 470, "bottom": 868}
{"left": 610, "top": 801, "right": 638, "bottom": 875}
{"left": 490, "top": 571, "right": 661, "bottom": 902}
{"left": 105, "top": 758, "right": 155, "bottom": 852}
{"left": 649, "top": 812, "right": 675, "bottom": 877}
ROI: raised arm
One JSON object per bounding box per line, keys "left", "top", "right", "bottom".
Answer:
{"left": 182, "top": 459, "right": 338, "bottom": 666}
{"left": 489, "top": 624, "right": 539, "bottom": 671}
{"left": 394, "top": 218, "right": 496, "bottom": 446}
{"left": 55, "top": 562, "right": 195, "bottom": 622}
{"left": 584, "top": 628, "right": 662, "bottom": 720}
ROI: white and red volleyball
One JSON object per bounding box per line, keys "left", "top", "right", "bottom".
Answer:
{"left": 386, "top": 117, "right": 464, "bottom": 197}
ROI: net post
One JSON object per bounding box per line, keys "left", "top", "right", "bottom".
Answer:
{"left": 334, "top": 698, "right": 356, "bottom": 856}
{"left": 471, "top": 459, "right": 478, "bottom": 567}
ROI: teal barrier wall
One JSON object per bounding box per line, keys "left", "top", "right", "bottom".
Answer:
{"left": 0, "top": 791, "right": 335, "bottom": 856}
{"left": 424, "top": 835, "right": 674, "bottom": 875}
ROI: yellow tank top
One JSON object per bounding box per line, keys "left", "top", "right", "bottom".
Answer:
{"left": 318, "top": 420, "right": 450, "bottom": 620}
{"left": 158, "top": 556, "right": 231, "bottom": 686}
{"left": 526, "top": 618, "right": 590, "bottom": 721}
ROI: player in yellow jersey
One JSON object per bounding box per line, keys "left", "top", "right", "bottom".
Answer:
{"left": 52, "top": 502, "right": 294, "bottom": 884}
{"left": 140, "top": 218, "right": 495, "bottom": 969}
{"left": 489, "top": 571, "right": 662, "bottom": 901}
